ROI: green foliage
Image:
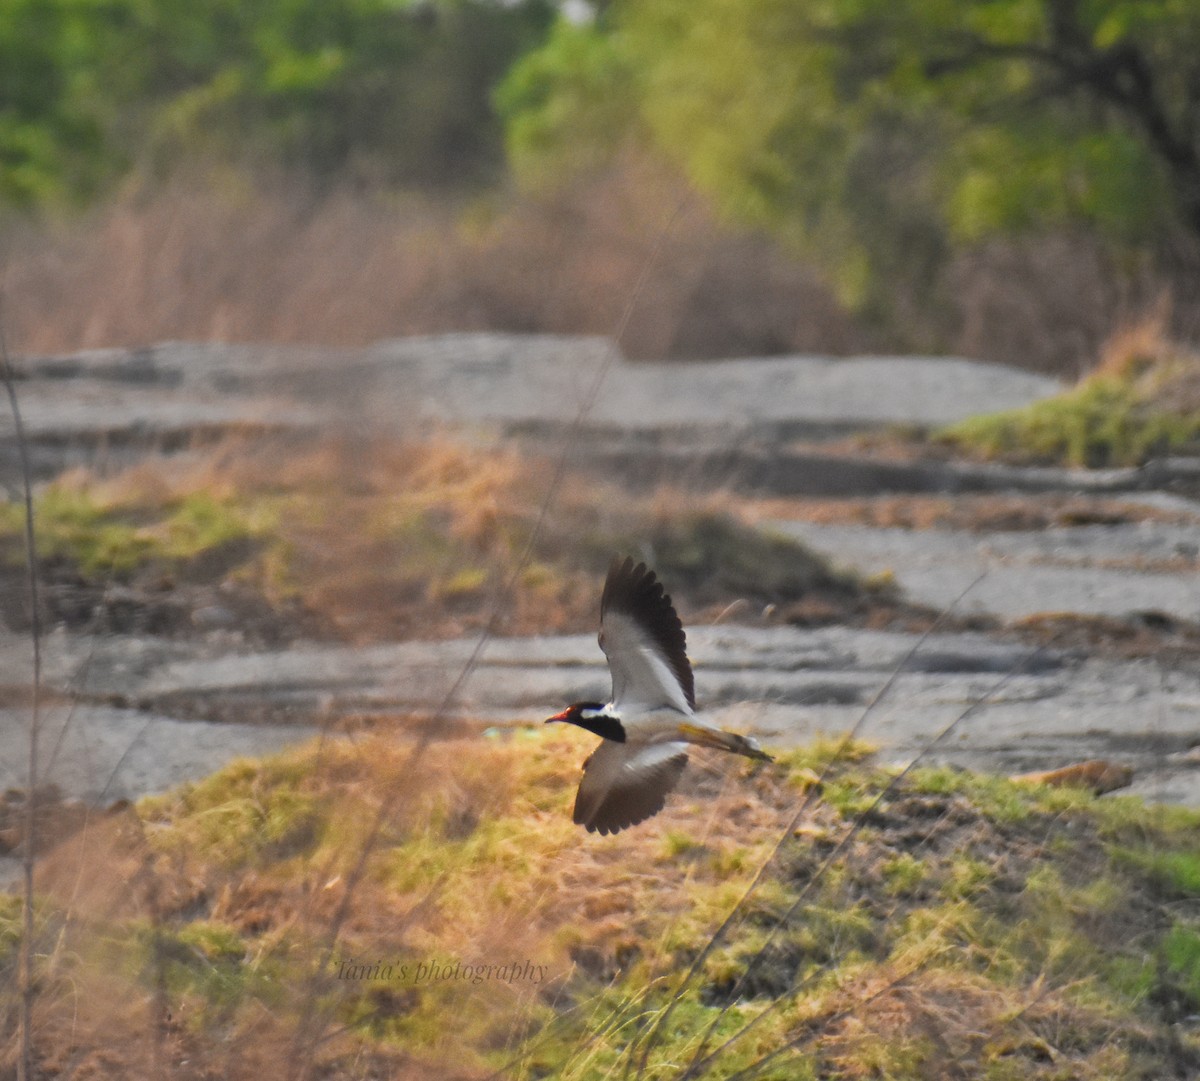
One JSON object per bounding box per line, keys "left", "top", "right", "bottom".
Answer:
{"left": 882, "top": 852, "right": 927, "bottom": 897}
{"left": 773, "top": 734, "right": 876, "bottom": 776}
{"left": 0, "top": 0, "right": 115, "bottom": 205}
{"left": 938, "top": 354, "right": 1200, "bottom": 466}
{"left": 0, "top": 485, "right": 150, "bottom": 574}
{"left": 1163, "top": 924, "right": 1200, "bottom": 1007}
{"left": 0, "top": 0, "right": 556, "bottom": 205}
{"left": 0, "top": 483, "right": 263, "bottom": 576}
{"left": 125, "top": 918, "right": 292, "bottom": 1030}
{"left": 499, "top": 0, "right": 1200, "bottom": 322}
{"left": 907, "top": 763, "right": 1088, "bottom": 823}
{"left": 1113, "top": 848, "right": 1200, "bottom": 899}
{"left": 0, "top": 893, "right": 21, "bottom": 967}
{"left": 160, "top": 491, "right": 267, "bottom": 559}
{"left": 496, "top": 19, "right": 638, "bottom": 189}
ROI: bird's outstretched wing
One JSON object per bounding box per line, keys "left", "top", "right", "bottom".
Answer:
{"left": 599, "top": 557, "right": 695, "bottom": 714}
{"left": 572, "top": 739, "right": 689, "bottom": 835}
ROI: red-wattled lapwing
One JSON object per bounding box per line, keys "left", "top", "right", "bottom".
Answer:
{"left": 546, "top": 556, "right": 772, "bottom": 835}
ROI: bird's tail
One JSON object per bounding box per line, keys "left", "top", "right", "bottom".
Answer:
{"left": 679, "top": 722, "right": 773, "bottom": 762}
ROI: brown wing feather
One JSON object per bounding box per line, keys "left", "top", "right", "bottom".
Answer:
{"left": 573, "top": 740, "right": 689, "bottom": 836}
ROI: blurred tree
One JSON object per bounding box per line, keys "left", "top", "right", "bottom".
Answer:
{"left": 133, "top": 0, "right": 557, "bottom": 187}
{"left": 0, "top": 0, "right": 556, "bottom": 206}
{"left": 0, "top": 0, "right": 111, "bottom": 205}
{"left": 498, "top": 0, "right": 1200, "bottom": 333}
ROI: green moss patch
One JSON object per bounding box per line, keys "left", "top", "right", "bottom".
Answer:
{"left": 0, "top": 484, "right": 264, "bottom": 577}
{"left": 10, "top": 733, "right": 1200, "bottom": 1079}
{"left": 0, "top": 436, "right": 891, "bottom": 644}
{"left": 938, "top": 351, "right": 1200, "bottom": 467}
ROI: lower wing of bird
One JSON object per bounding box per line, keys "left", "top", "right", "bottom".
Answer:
{"left": 572, "top": 739, "right": 689, "bottom": 836}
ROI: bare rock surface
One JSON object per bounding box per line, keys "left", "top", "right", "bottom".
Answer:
{"left": 8, "top": 335, "right": 1059, "bottom": 457}
{"left": 1, "top": 333, "right": 1198, "bottom": 835}
{"left": 2, "top": 623, "right": 1197, "bottom": 812}
{"left": 358, "top": 335, "right": 1062, "bottom": 434}
{"left": 771, "top": 519, "right": 1200, "bottom": 621}
{"left": 0, "top": 702, "right": 315, "bottom": 804}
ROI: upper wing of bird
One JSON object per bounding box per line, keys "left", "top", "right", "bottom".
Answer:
{"left": 599, "top": 557, "right": 696, "bottom": 715}
{"left": 572, "top": 739, "right": 689, "bottom": 835}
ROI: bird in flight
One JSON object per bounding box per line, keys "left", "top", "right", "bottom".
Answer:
{"left": 546, "top": 556, "right": 771, "bottom": 835}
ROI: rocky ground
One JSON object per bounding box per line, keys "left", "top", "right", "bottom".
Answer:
{"left": 1, "top": 334, "right": 1198, "bottom": 888}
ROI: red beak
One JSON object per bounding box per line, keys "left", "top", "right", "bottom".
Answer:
{"left": 545, "top": 707, "right": 572, "bottom": 723}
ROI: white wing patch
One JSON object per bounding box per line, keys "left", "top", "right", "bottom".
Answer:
{"left": 600, "top": 610, "right": 693, "bottom": 715}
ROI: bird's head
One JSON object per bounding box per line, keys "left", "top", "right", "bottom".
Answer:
{"left": 545, "top": 702, "right": 606, "bottom": 726}
{"left": 544, "top": 702, "right": 625, "bottom": 742}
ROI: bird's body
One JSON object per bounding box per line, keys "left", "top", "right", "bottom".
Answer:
{"left": 546, "top": 557, "right": 771, "bottom": 835}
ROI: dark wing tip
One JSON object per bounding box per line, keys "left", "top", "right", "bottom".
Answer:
{"left": 601, "top": 557, "right": 695, "bottom": 710}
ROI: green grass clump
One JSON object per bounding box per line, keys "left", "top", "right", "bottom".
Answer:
{"left": 882, "top": 852, "right": 927, "bottom": 897}
{"left": 0, "top": 485, "right": 153, "bottom": 574}
{"left": 938, "top": 351, "right": 1200, "bottom": 467}
{"left": 906, "top": 763, "right": 1098, "bottom": 822}
{"left": 157, "top": 491, "right": 271, "bottom": 560}
{"left": 155, "top": 921, "right": 257, "bottom": 1014}
{"left": 0, "top": 894, "right": 22, "bottom": 967}
{"left": 141, "top": 754, "right": 323, "bottom": 868}
{"left": 0, "top": 483, "right": 263, "bottom": 577}
{"left": 14, "top": 733, "right": 1200, "bottom": 1079}
{"left": 1163, "top": 925, "right": 1200, "bottom": 1006}
{"left": 1110, "top": 847, "right": 1200, "bottom": 899}
{"left": 1, "top": 437, "right": 872, "bottom": 643}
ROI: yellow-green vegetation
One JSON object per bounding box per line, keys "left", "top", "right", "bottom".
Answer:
{"left": 939, "top": 339, "right": 1200, "bottom": 467}
{"left": 136, "top": 918, "right": 288, "bottom": 1023}
{"left": 8, "top": 732, "right": 1200, "bottom": 1079}
{"left": 0, "top": 893, "right": 20, "bottom": 967}
{"left": 0, "top": 481, "right": 267, "bottom": 577}
{"left": 0, "top": 437, "right": 876, "bottom": 640}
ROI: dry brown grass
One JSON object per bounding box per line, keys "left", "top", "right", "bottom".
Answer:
{"left": 948, "top": 232, "right": 1149, "bottom": 379}
{"left": 947, "top": 231, "right": 1200, "bottom": 378}
{"left": 3, "top": 141, "right": 1198, "bottom": 384}
{"left": 0, "top": 164, "right": 866, "bottom": 362}
{"left": 9, "top": 728, "right": 798, "bottom": 1079}
{"left": 1095, "top": 306, "right": 1200, "bottom": 415}
{"left": 6, "top": 431, "right": 892, "bottom": 648}
{"left": 816, "top": 966, "right": 1141, "bottom": 1080}
{"left": 35, "top": 433, "right": 636, "bottom": 640}
{"left": 7, "top": 731, "right": 1199, "bottom": 1079}
{"left": 9, "top": 162, "right": 1192, "bottom": 373}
